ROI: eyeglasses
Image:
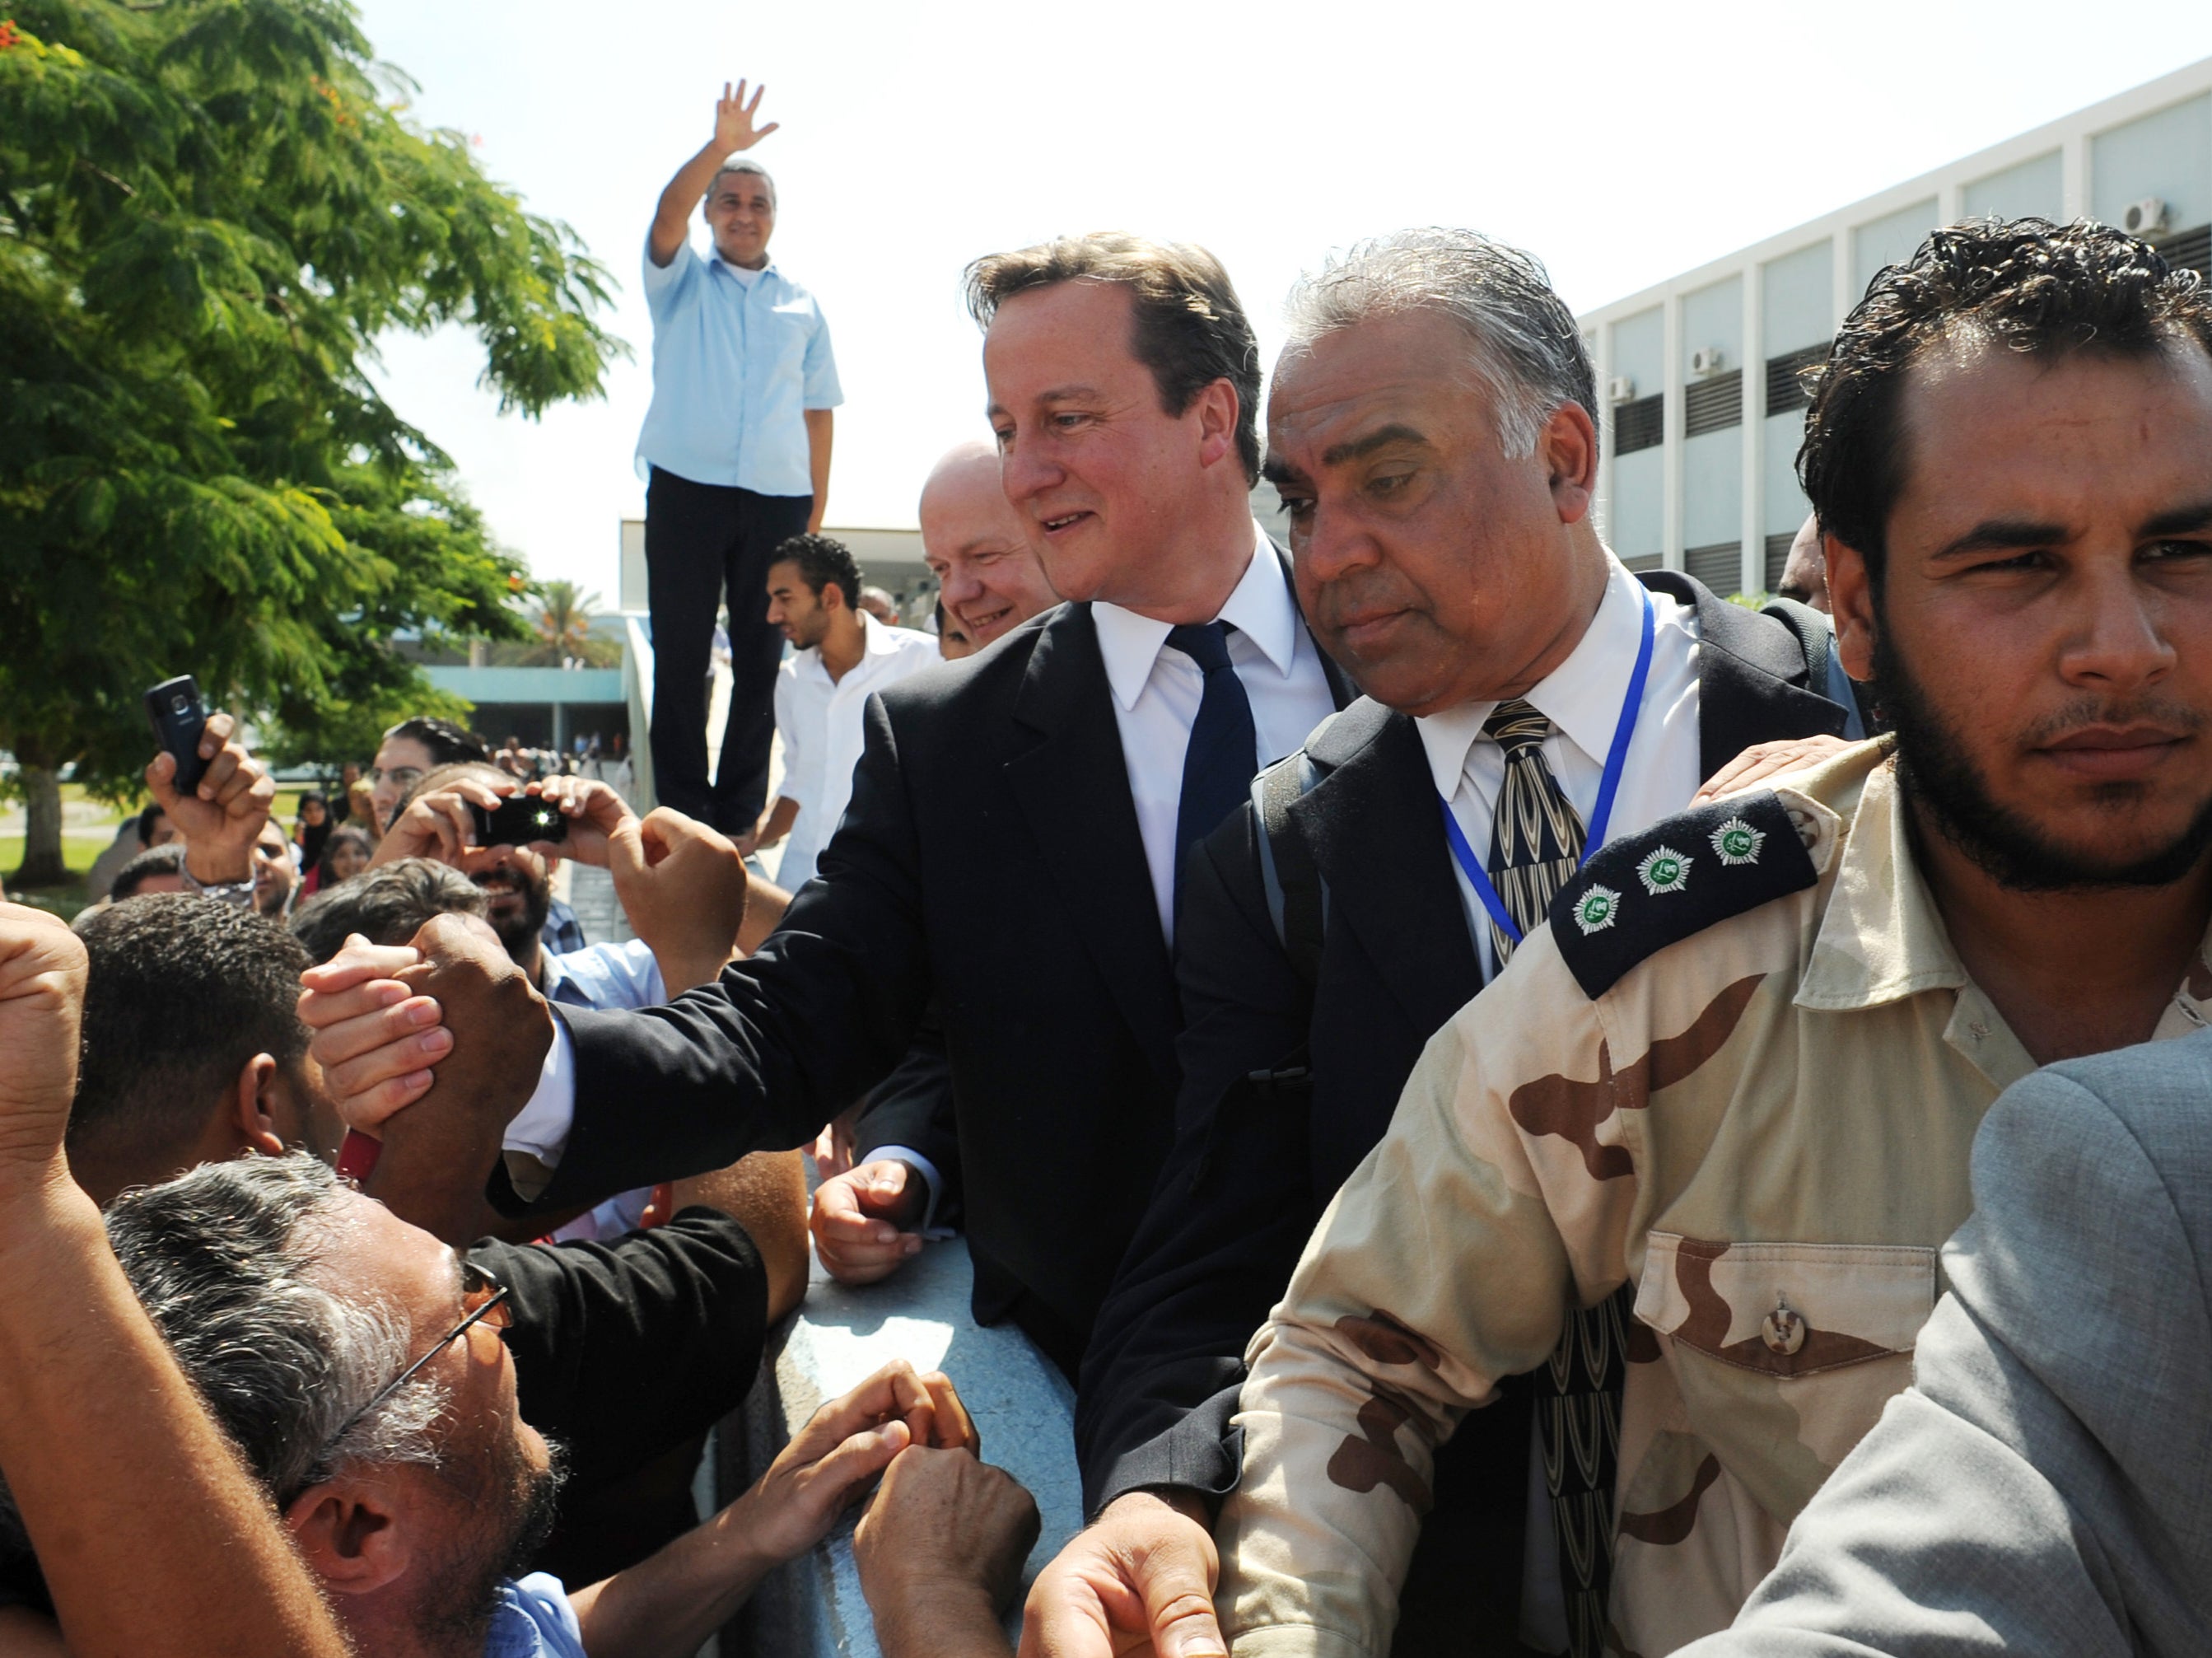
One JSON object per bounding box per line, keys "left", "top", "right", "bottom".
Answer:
{"left": 334, "top": 1261, "right": 514, "bottom": 1445}
{"left": 367, "top": 765, "right": 425, "bottom": 790}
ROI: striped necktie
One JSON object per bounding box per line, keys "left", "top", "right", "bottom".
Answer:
{"left": 1482, "top": 698, "right": 1633, "bottom": 1658}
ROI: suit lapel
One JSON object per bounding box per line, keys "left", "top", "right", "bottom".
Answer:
{"left": 1640, "top": 572, "right": 1850, "bottom": 779}
{"left": 1295, "top": 703, "right": 1485, "bottom": 1033}
{"left": 1003, "top": 605, "right": 1182, "bottom": 1088}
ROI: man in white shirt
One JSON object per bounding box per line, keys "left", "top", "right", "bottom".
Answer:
{"left": 741, "top": 534, "right": 940, "bottom": 889}
{"left": 297, "top": 231, "right": 1350, "bottom": 1384}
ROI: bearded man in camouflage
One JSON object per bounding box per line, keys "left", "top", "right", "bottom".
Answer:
{"left": 1215, "top": 217, "right": 2212, "bottom": 1656}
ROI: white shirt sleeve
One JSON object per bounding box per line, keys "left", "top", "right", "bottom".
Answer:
{"left": 502, "top": 1015, "right": 577, "bottom": 1178}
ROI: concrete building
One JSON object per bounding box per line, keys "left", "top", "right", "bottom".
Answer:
{"left": 1580, "top": 56, "right": 2212, "bottom": 598}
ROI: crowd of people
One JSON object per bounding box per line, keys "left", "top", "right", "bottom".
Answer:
{"left": 7, "top": 70, "right": 2212, "bottom": 1658}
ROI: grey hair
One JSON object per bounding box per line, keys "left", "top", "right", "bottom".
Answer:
{"left": 1281, "top": 228, "right": 1598, "bottom": 460}
{"left": 709, "top": 156, "right": 776, "bottom": 208}
{"left": 0, "top": 1156, "right": 446, "bottom": 1558}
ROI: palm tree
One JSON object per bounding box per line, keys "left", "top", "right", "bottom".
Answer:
{"left": 519, "top": 581, "right": 618, "bottom": 667}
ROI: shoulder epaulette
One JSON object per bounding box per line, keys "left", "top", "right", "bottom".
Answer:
{"left": 1548, "top": 789, "right": 1818, "bottom": 1000}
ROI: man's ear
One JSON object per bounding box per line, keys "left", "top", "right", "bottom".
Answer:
{"left": 1192, "top": 378, "right": 1241, "bottom": 472}
{"left": 286, "top": 1469, "right": 414, "bottom": 1597}
{"left": 231, "top": 1053, "right": 286, "bottom": 1157}
{"left": 1541, "top": 403, "right": 1601, "bottom": 523}
{"left": 1825, "top": 533, "right": 1878, "bottom": 683}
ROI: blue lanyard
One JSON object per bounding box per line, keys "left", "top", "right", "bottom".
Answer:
{"left": 1439, "top": 582, "right": 1656, "bottom": 948}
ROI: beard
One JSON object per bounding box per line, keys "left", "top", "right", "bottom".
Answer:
{"left": 415, "top": 1433, "right": 567, "bottom": 1649}
{"left": 1874, "top": 623, "right": 2212, "bottom": 891}
{"left": 474, "top": 862, "right": 552, "bottom": 967}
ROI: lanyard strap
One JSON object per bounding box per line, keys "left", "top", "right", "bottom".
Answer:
{"left": 1440, "top": 582, "right": 1656, "bottom": 949}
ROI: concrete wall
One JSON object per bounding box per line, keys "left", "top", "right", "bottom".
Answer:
{"left": 1964, "top": 149, "right": 2064, "bottom": 221}
{"left": 1854, "top": 196, "right": 1941, "bottom": 297}
{"left": 1762, "top": 241, "right": 1832, "bottom": 358}
{"left": 1608, "top": 446, "right": 1664, "bottom": 559}
{"left": 2092, "top": 92, "right": 2211, "bottom": 231}
{"left": 1608, "top": 306, "right": 1665, "bottom": 397}
{"left": 1678, "top": 275, "right": 1743, "bottom": 376}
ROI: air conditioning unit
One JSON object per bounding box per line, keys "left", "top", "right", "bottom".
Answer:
{"left": 1691, "top": 347, "right": 1725, "bottom": 376}
{"left": 1607, "top": 375, "right": 1637, "bottom": 404}
{"left": 2122, "top": 197, "right": 2169, "bottom": 237}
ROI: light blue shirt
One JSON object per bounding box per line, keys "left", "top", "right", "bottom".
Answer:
{"left": 635, "top": 235, "right": 842, "bottom": 496}
{"left": 483, "top": 1574, "right": 587, "bottom": 1658}
{"left": 540, "top": 936, "right": 665, "bottom": 1012}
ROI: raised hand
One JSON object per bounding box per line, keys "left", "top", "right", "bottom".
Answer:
{"left": 146, "top": 709, "right": 276, "bottom": 885}
{"left": 609, "top": 806, "right": 749, "bottom": 992}
{"left": 0, "top": 904, "right": 90, "bottom": 1183}
{"left": 713, "top": 78, "right": 779, "bottom": 153}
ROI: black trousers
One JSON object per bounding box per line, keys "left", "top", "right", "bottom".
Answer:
{"left": 644, "top": 468, "right": 813, "bottom": 832}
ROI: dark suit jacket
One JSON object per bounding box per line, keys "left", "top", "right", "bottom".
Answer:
{"left": 522, "top": 589, "right": 1350, "bottom": 1377}
{"left": 1075, "top": 573, "right": 1850, "bottom": 1646}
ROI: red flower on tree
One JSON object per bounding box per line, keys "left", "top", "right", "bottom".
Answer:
{"left": 0, "top": 21, "right": 24, "bottom": 49}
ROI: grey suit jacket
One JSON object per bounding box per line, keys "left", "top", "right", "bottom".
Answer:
{"left": 1683, "top": 1026, "right": 2212, "bottom": 1656}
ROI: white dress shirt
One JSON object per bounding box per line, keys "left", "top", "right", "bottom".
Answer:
{"left": 502, "top": 521, "right": 1336, "bottom": 1184}
{"left": 773, "top": 613, "right": 943, "bottom": 890}
{"left": 1091, "top": 525, "right": 1339, "bottom": 946}
{"left": 1414, "top": 551, "right": 1703, "bottom": 1651}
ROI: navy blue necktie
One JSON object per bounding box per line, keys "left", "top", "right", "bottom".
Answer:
{"left": 1169, "top": 621, "right": 1258, "bottom": 913}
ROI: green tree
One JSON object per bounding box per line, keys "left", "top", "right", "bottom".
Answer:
{"left": 0, "top": 0, "right": 623, "bottom": 885}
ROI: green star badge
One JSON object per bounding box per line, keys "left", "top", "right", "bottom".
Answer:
{"left": 1710, "top": 816, "right": 1766, "bottom": 866}
{"left": 1571, "top": 884, "right": 1622, "bottom": 936}
{"left": 1637, "top": 845, "right": 1692, "bottom": 895}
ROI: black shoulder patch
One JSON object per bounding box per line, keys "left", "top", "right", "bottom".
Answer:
{"left": 1547, "top": 790, "right": 1818, "bottom": 1001}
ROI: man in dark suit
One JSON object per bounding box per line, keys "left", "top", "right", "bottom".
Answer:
{"left": 1029, "top": 230, "right": 1853, "bottom": 1658}
{"left": 299, "top": 231, "right": 1349, "bottom": 1380}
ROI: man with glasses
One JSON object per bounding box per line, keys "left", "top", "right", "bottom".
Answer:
{"left": 0, "top": 1151, "right": 1031, "bottom": 1658}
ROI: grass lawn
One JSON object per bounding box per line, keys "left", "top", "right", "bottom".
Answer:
{"left": 3, "top": 782, "right": 317, "bottom": 920}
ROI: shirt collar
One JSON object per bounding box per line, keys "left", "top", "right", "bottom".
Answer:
{"left": 1414, "top": 552, "right": 1646, "bottom": 797}
{"left": 857, "top": 610, "right": 902, "bottom": 659}
{"left": 709, "top": 253, "right": 778, "bottom": 282}
{"left": 1794, "top": 752, "right": 1966, "bottom": 1014}
{"left": 1091, "top": 521, "right": 1290, "bottom": 713}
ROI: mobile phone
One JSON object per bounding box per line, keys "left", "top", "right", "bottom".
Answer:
{"left": 144, "top": 675, "right": 208, "bottom": 795}
{"left": 470, "top": 793, "right": 568, "bottom": 848}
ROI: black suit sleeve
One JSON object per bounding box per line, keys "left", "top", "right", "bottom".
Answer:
{"left": 852, "top": 1011, "right": 963, "bottom": 1226}
{"left": 471, "top": 1209, "right": 768, "bottom": 1501}
{"left": 1074, "top": 805, "right": 1322, "bottom": 1517}
{"left": 522, "top": 695, "right": 938, "bottom": 1212}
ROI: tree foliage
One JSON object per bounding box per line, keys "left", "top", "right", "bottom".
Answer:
{"left": 511, "top": 579, "right": 618, "bottom": 668}
{"left": 0, "top": 0, "right": 623, "bottom": 877}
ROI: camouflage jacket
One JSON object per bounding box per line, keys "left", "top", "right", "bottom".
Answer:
{"left": 1216, "top": 741, "right": 2212, "bottom": 1656}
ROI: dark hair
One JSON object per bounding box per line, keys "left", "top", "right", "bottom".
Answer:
{"left": 135, "top": 802, "right": 167, "bottom": 848}
{"left": 72, "top": 896, "right": 313, "bottom": 1165}
{"left": 382, "top": 716, "right": 487, "bottom": 768}
{"left": 771, "top": 533, "right": 866, "bottom": 610}
{"left": 1800, "top": 217, "right": 2212, "bottom": 586}
{"left": 312, "top": 824, "right": 374, "bottom": 890}
{"left": 964, "top": 231, "right": 1262, "bottom": 484}
{"left": 291, "top": 857, "right": 488, "bottom": 964}
{"left": 110, "top": 842, "right": 186, "bottom": 900}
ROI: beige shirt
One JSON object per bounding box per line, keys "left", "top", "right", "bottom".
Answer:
{"left": 1218, "top": 740, "right": 2212, "bottom": 1656}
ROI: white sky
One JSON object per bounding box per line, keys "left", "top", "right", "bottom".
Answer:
{"left": 353, "top": 0, "right": 2212, "bottom": 598}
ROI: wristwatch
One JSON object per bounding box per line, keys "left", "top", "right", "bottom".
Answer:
{"left": 178, "top": 862, "right": 256, "bottom": 908}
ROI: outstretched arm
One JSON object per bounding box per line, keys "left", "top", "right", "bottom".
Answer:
{"left": 0, "top": 906, "right": 350, "bottom": 1658}
{"left": 651, "top": 80, "right": 778, "bottom": 267}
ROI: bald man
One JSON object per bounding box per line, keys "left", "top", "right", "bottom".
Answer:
{"left": 1776, "top": 512, "right": 1830, "bottom": 613}
{"left": 917, "top": 441, "right": 1059, "bottom": 650}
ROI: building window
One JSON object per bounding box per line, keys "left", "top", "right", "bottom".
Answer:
{"left": 1613, "top": 392, "right": 1664, "bottom": 455}
{"left": 1765, "top": 342, "right": 1830, "bottom": 415}
{"left": 1683, "top": 369, "right": 1743, "bottom": 437}
{"left": 1686, "top": 542, "right": 1742, "bottom": 596}
{"left": 1765, "top": 531, "right": 1798, "bottom": 592}
{"left": 1622, "top": 552, "right": 1664, "bottom": 574}
{"left": 2157, "top": 225, "right": 2211, "bottom": 280}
